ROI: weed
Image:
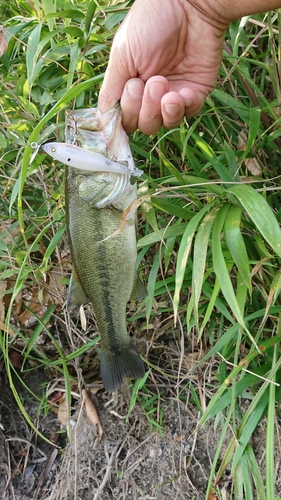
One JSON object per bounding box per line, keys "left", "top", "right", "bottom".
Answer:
{"left": 0, "top": 2, "right": 281, "bottom": 498}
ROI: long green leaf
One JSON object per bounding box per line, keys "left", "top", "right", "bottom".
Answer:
{"left": 227, "top": 184, "right": 281, "bottom": 258}
{"left": 173, "top": 200, "right": 216, "bottom": 320}
{"left": 232, "top": 397, "right": 267, "bottom": 471}
{"left": 245, "top": 445, "right": 266, "bottom": 500}
{"left": 232, "top": 351, "right": 281, "bottom": 470}
{"left": 234, "top": 460, "right": 244, "bottom": 500}
{"left": 212, "top": 88, "right": 250, "bottom": 123}
{"left": 193, "top": 208, "right": 218, "bottom": 326}
{"left": 146, "top": 252, "right": 160, "bottom": 323}
{"left": 198, "top": 335, "right": 280, "bottom": 428}
{"left": 194, "top": 305, "right": 281, "bottom": 370}
{"left": 138, "top": 222, "right": 187, "bottom": 248}
{"left": 26, "top": 21, "right": 43, "bottom": 92}
{"left": 193, "top": 134, "right": 234, "bottom": 182}
{"left": 266, "top": 343, "right": 277, "bottom": 500}
{"left": 224, "top": 204, "right": 252, "bottom": 292}
{"left": 40, "top": 223, "right": 66, "bottom": 270}
{"left": 85, "top": 1, "right": 97, "bottom": 35}
{"left": 212, "top": 204, "right": 247, "bottom": 327}
{"left": 242, "top": 106, "right": 261, "bottom": 160}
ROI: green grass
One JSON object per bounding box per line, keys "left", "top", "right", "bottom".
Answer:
{"left": 1, "top": 1, "right": 281, "bottom": 499}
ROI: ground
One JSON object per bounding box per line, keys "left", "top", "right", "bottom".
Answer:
{"left": 0, "top": 351, "right": 276, "bottom": 500}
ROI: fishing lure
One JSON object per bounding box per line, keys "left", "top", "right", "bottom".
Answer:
{"left": 41, "top": 142, "right": 143, "bottom": 177}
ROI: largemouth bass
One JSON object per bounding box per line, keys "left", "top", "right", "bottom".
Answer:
{"left": 63, "top": 105, "right": 147, "bottom": 392}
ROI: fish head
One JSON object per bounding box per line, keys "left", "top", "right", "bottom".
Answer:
{"left": 65, "top": 104, "right": 136, "bottom": 174}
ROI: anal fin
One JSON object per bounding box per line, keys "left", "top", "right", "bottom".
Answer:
{"left": 67, "top": 269, "right": 89, "bottom": 311}
{"left": 130, "top": 272, "right": 148, "bottom": 301}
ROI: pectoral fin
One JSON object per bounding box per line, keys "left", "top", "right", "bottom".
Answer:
{"left": 130, "top": 273, "right": 148, "bottom": 301}
{"left": 67, "top": 270, "right": 89, "bottom": 311}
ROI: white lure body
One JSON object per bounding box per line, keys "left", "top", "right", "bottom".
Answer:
{"left": 41, "top": 142, "right": 143, "bottom": 177}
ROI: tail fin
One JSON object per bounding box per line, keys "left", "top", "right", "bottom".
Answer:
{"left": 100, "top": 341, "right": 145, "bottom": 393}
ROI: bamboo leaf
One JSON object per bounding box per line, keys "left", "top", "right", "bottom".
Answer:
{"left": 146, "top": 252, "right": 160, "bottom": 323}
{"left": 85, "top": 1, "right": 97, "bottom": 35}
{"left": 240, "top": 452, "right": 254, "bottom": 500}
{"left": 42, "top": 0, "right": 56, "bottom": 30}
{"left": 266, "top": 343, "right": 277, "bottom": 500}
{"left": 242, "top": 107, "right": 261, "bottom": 160}
{"left": 26, "top": 22, "right": 43, "bottom": 92}
{"left": 151, "top": 198, "right": 194, "bottom": 219}
{"left": 236, "top": 271, "right": 248, "bottom": 317}
{"left": 143, "top": 202, "right": 163, "bottom": 242}
{"left": 224, "top": 204, "right": 252, "bottom": 292}
{"left": 156, "top": 148, "right": 202, "bottom": 206}
{"left": 40, "top": 224, "right": 66, "bottom": 270}
{"left": 232, "top": 397, "right": 268, "bottom": 471}
{"left": 231, "top": 352, "right": 281, "bottom": 471}
{"left": 173, "top": 200, "right": 216, "bottom": 320}
{"left": 227, "top": 184, "right": 281, "bottom": 257}
{"left": 245, "top": 445, "right": 266, "bottom": 500}
{"left": 234, "top": 460, "right": 244, "bottom": 500}
{"left": 137, "top": 222, "right": 187, "bottom": 248}
{"left": 224, "top": 140, "right": 240, "bottom": 180}
{"left": 193, "top": 134, "right": 234, "bottom": 182}
{"left": 212, "top": 204, "right": 247, "bottom": 326}
{"left": 201, "top": 279, "right": 235, "bottom": 328}
{"left": 67, "top": 39, "right": 80, "bottom": 89}
{"left": 212, "top": 88, "right": 250, "bottom": 123}
{"left": 193, "top": 208, "right": 218, "bottom": 326}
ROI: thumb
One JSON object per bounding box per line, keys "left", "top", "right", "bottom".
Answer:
{"left": 98, "top": 58, "right": 128, "bottom": 113}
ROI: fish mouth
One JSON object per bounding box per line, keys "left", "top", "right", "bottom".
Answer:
{"left": 65, "top": 106, "right": 136, "bottom": 173}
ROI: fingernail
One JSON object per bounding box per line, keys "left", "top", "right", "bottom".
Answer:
{"left": 184, "top": 98, "right": 193, "bottom": 107}
{"left": 148, "top": 82, "right": 167, "bottom": 100}
{"left": 163, "top": 103, "right": 180, "bottom": 116}
{"left": 127, "top": 80, "right": 143, "bottom": 99}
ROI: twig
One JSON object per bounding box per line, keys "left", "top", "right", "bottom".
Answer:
{"left": 5, "top": 438, "right": 46, "bottom": 458}
{"left": 93, "top": 441, "right": 121, "bottom": 500}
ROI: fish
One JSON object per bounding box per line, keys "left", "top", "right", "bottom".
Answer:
{"left": 62, "top": 104, "right": 147, "bottom": 392}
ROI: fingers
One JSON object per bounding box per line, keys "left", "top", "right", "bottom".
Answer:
{"left": 121, "top": 76, "right": 169, "bottom": 134}
{"left": 99, "top": 73, "right": 208, "bottom": 135}
{"left": 161, "top": 91, "right": 187, "bottom": 129}
{"left": 177, "top": 87, "right": 207, "bottom": 117}
{"left": 121, "top": 79, "right": 207, "bottom": 134}
{"left": 121, "top": 79, "right": 144, "bottom": 133}
{"left": 137, "top": 77, "right": 169, "bottom": 135}
{"left": 98, "top": 57, "right": 127, "bottom": 114}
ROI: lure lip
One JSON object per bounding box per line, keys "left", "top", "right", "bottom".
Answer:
{"left": 41, "top": 142, "right": 143, "bottom": 178}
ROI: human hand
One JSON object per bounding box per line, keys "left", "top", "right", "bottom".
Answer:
{"left": 98, "top": 0, "right": 227, "bottom": 134}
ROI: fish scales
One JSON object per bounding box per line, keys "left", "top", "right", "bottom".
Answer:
{"left": 65, "top": 105, "right": 146, "bottom": 392}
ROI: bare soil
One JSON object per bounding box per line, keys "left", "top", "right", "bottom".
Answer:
{"left": 0, "top": 305, "right": 279, "bottom": 500}
{"left": 1, "top": 356, "right": 276, "bottom": 500}
{"left": 0, "top": 369, "right": 216, "bottom": 500}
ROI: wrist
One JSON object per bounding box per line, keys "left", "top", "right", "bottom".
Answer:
{"left": 186, "top": 0, "right": 231, "bottom": 30}
{"left": 187, "top": 0, "right": 281, "bottom": 29}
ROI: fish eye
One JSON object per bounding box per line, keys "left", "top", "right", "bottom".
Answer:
{"left": 51, "top": 147, "right": 56, "bottom": 153}
{"left": 67, "top": 158, "right": 71, "bottom": 161}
